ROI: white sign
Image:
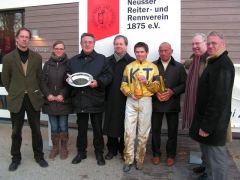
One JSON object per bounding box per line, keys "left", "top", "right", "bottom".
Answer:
{"left": 231, "top": 65, "right": 240, "bottom": 128}
{"left": 1, "top": 0, "right": 180, "bottom": 61}
{"left": 79, "top": 0, "right": 181, "bottom": 61}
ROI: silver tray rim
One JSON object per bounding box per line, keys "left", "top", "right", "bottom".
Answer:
{"left": 67, "top": 72, "right": 93, "bottom": 87}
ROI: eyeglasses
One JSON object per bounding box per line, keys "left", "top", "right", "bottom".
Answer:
{"left": 54, "top": 48, "right": 64, "bottom": 51}
{"left": 207, "top": 42, "right": 218, "bottom": 46}
{"left": 192, "top": 41, "right": 205, "bottom": 46}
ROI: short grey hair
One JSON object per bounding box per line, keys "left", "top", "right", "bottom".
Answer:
{"left": 207, "top": 31, "right": 225, "bottom": 41}
{"left": 193, "top": 33, "right": 207, "bottom": 42}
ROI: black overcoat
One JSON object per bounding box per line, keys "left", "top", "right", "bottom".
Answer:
{"left": 103, "top": 53, "right": 134, "bottom": 137}
{"left": 152, "top": 57, "right": 187, "bottom": 112}
{"left": 189, "top": 51, "right": 235, "bottom": 146}
{"left": 68, "top": 50, "right": 112, "bottom": 113}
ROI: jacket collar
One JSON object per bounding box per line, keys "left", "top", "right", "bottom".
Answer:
{"left": 157, "top": 56, "right": 176, "bottom": 66}
{"left": 207, "top": 48, "right": 226, "bottom": 61}
{"left": 109, "top": 52, "right": 132, "bottom": 62}
{"left": 207, "top": 48, "right": 227, "bottom": 64}
{"left": 135, "top": 59, "right": 149, "bottom": 64}
{"left": 78, "top": 50, "right": 97, "bottom": 59}
{"left": 14, "top": 48, "right": 35, "bottom": 76}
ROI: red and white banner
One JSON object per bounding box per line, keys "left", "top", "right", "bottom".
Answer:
{"left": 88, "top": 0, "right": 119, "bottom": 41}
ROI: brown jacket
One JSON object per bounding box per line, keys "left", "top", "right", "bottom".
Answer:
{"left": 1, "top": 49, "right": 44, "bottom": 113}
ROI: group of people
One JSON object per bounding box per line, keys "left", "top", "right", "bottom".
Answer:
{"left": 1, "top": 27, "right": 234, "bottom": 180}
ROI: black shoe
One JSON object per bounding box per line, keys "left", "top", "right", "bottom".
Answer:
{"left": 72, "top": 153, "right": 87, "bottom": 164}
{"left": 8, "top": 161, "right": 20, "bottom": 171}
{"left": 96, "top": 154, "right": 105, "bottom": 166}
{"left": 123, "top": 164, "right": 132, "bottom": 172}
{"left": 35, "top": 158, "right": 48, "bottom": 168}
{"left": 105, "top": 151, "right": 117, "bottom": 160}
{"left": 193, "top": 166, "right": 206, "bottom": 174}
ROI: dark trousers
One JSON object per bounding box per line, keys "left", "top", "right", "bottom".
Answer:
{"left": 106, "top": 136, "right": 124, "bottom": 155}
{"left": 151, "top": 112, "right": 179, "bottom": 158}
{"left": 10, "top": 95, "right": 44, "bottom": 161}
{"left": 76, "top": 112, "right": 104, "bottom": 155}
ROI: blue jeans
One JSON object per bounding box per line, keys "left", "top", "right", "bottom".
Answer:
{"left": 0, "top": 95, "right": 7, "bottom": 109}
{"left": 49, "top": 115, "right": 68, "bottom": 133}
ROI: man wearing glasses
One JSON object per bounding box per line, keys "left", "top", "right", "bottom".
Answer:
{"left": 190, "top": 31, "right": 235, "bottom": 180}
{"left": 68, "top": 33, "right": 112, "bottom": 166}
{"left": 182, "top": 33, "right": 208, "bottom": 178}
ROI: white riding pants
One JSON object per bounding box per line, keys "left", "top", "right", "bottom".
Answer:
{"left": 123, "top": 96, "right": 152, "bottom": 165}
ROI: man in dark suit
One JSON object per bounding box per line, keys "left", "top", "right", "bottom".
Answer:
{"left": 69, "top": 33, "right": 112, "bottom": 166}
{"left": 1, "top": 27, "right": 48, "bottom": 171}
{"left": 103, "top": 35, "right": 134, "bottom": 160}
{"left": 151, "top": 42, "right": 187, "bottom": 166}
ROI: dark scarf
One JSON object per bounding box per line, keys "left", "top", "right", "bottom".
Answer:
{"left": 51, "top": 52, "right": 67, "bottom": 62}
{"left": 182, "top": 55, "right": 201, "bottom": 129}
{"left": 17, "top": 48, "right": 29, "bottom": 64}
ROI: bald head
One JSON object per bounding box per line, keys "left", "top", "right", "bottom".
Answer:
{"left": 159, "top": 42, "right": 173, "bottom": 62}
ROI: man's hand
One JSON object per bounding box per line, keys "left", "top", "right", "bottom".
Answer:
{"left": 131, "top": 93, "right": 139, "bottom": 100}
{"left": 156, "top": 88, "right": 174, "bottom": 102}
{"left": 47, "top": 94, "right": 55, "bottom": 102}
{"left": 156, "top": 92, "right": 165, "bottom": 102}
{"left": 89, "top": 80, "right": 98, "bottom": 88}
{"left": 55, "top": 95, "right": 64, "bottom": 102}
{"left": 137, "top": 75, "right": 147, "bottom": 84}
{"left": 66, "top": 73, "right": 71, "bottom": 83}
{"left": 199, "top": 128, "right": 209, "bottom": 137}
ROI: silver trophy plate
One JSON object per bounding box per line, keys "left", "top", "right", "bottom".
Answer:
{"left": 67, "top": 72, "right": 93, "bottom": 87}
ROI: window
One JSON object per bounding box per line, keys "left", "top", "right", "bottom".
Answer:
{"left": 0, "top": 9, "right": 24, "bottom": 56}
{"left": 0, "top": 9, "right": 24, "bottom": 110}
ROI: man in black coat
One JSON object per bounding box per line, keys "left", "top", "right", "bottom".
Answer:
{"left": 151, "top": 42, "right": 187, "bottom": 166}
{"left": 68, "top": 33, "right": 112, "bottom": 166}
{"left": 103, "top": 35, "right": 134, "bottom": 160}
{"left": 189, "top": 31, "right": 235, "bottom": 180}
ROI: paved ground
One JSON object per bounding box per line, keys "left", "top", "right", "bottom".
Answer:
{"left": 0, "top": 121, "right": 239, "bottom": 180}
